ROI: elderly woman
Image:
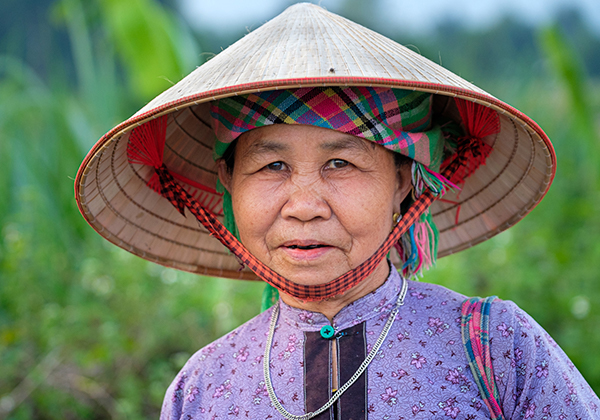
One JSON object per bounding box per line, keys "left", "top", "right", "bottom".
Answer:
{"left": 75, "top": 4, "right": 599, "bottom": 419}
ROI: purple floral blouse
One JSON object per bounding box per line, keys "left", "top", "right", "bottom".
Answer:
{"left": 161, "top": 267, "right": 599, "bottom": 419}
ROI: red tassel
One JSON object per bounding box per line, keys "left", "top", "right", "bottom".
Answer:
{"left": 437, "top": 99, "right": 501, "bottom": 226}
{"left": 442, "top": 99, "right": 500, "bottom": 186}
{"left": 455, "top": 98, "right": 500, "bottom": 140}
{"left": 127, "top": 115, "right": 168, "bottom": 194}
{"left": 127, "top": 115, "right": 168, "bottom": 168}
{"left": 126, "top": 115, "right": 221, "bottom": 199}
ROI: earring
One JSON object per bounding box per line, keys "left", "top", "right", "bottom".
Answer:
{"left": 393, "top": 212, "right": 402, "bottom": 226}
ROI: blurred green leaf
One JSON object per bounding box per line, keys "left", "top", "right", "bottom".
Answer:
{"left": 97, "top": 0, "right": 199, "bottom": 99}
{"left": 539, "top": 24, "right": 600, "bottom": 182}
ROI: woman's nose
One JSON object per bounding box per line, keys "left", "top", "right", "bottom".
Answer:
{"left": 280, "top": 178, "right": 332, "bottom": 222}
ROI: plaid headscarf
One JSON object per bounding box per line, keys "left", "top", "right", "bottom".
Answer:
{"left": 211, "top": 87, "right": 446, "bottom": 171}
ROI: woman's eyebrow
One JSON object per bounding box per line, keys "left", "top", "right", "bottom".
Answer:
{"left": 320, "top": 136, "right": 374, "bottom": 153}
{"left": 242, "top": 140, "right": 289, "bottom": 159}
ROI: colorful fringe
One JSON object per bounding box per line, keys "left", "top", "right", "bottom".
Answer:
{"left": 394, "top": 161, "right": 456, "bottom": 277}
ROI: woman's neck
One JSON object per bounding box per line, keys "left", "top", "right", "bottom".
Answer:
{"left": 278, "top": 259, "right": 391, "bottom": 322}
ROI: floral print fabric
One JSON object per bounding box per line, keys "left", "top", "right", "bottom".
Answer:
{"left": 161, "top": 267, "right": 599, "bottom": 419}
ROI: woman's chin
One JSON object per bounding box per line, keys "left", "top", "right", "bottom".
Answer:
{"left": 274, "top": 255, "right": 391, "bottom": 303}
{"left": 276, "top": 267, "right": 347, "bottom": 287}
{"left": 268, "top": 250, "right": 351, "bottom": 286}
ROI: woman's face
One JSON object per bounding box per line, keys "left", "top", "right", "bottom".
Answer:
{"left": 218, "top": 124, "right": 412, "bottom": 287}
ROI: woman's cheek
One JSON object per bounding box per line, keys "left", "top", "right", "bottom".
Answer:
{"left": 233, "top": 186, "right": 279, "bottom": 244}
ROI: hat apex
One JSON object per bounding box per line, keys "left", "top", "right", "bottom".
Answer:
{"left": 136, "top": 2, "right": 490, "bottom": 119}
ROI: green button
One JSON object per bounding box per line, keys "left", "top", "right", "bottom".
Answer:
{"left": 320, "top": 325, "right": 335, "bottom": 339}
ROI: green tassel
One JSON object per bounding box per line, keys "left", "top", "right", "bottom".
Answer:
{"left": 412, "top": 162, "right": 451, "bottom": 198}
{"left": 216, "top": 179, "right": 240, "bottom": 241}
{"left": 261, "top": 283, "right": 279, "bottom": 312}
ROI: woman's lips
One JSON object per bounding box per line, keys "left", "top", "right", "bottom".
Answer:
{"left": 279, "top": 241, "right": 334, "bottom": 261}
{"left": 285, "top": 244, "right": 327, "bottom": 250}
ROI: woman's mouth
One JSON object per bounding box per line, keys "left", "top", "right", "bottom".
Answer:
{"left": 280, "top": 241, "right": 334, "bottom": 261}
{"left": 286, "top": 244, "right": 328, "bottom": 250}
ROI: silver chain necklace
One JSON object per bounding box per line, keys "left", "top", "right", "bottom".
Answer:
{"left": 263, "top": 277, "right": 408, "bottom": 420}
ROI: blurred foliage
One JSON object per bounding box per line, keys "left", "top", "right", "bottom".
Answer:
{"left": 0, "top": 1, "right": 262, "bottom": 419}
{"left": 1, "top": 0, "right": 599, "bottom": 419}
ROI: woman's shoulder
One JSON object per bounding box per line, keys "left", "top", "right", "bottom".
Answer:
{"left": 405, "top": 279, "right": 468, "bottom": 303}
{"left": 417, "top": 287, "right": 600, "bottom": 418}
{"left": 403, "top": 279, "right": 468, "bottom": 323}
{"left": 485, "top": 298, "right": 567, "bottom": 361}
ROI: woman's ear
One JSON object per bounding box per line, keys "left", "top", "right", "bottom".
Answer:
{"left": 216, "top": 159, "right": 233, "bottom": 193}
{"left": 394, "top": 163, "right": 413, "bottom": 211}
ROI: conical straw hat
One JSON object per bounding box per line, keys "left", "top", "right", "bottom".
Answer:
{"left": 75, "top": 3, "right": 555, "bottom": 280}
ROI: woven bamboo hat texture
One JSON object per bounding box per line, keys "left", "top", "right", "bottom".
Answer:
{"left": 75, "top": 3, "right": 555, "bottom": 281}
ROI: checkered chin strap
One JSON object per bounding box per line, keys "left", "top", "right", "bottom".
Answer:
{"left": 127, "top": 87, "right": 500, "bottom": 301}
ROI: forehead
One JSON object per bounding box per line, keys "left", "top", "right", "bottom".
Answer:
{"left": 235, "top": 124, "right": 379, "bottom": 159}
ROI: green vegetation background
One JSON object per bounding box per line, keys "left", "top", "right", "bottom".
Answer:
{"left": 1, "top": 0, "right": 599, "bottom": 418}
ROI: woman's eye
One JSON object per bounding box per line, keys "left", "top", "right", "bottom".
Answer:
{"left": 266, "top": 161, "right": 286, "bottom": 171}
{"left": 326, "top": 159, "right": 349, "bottom": 169}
